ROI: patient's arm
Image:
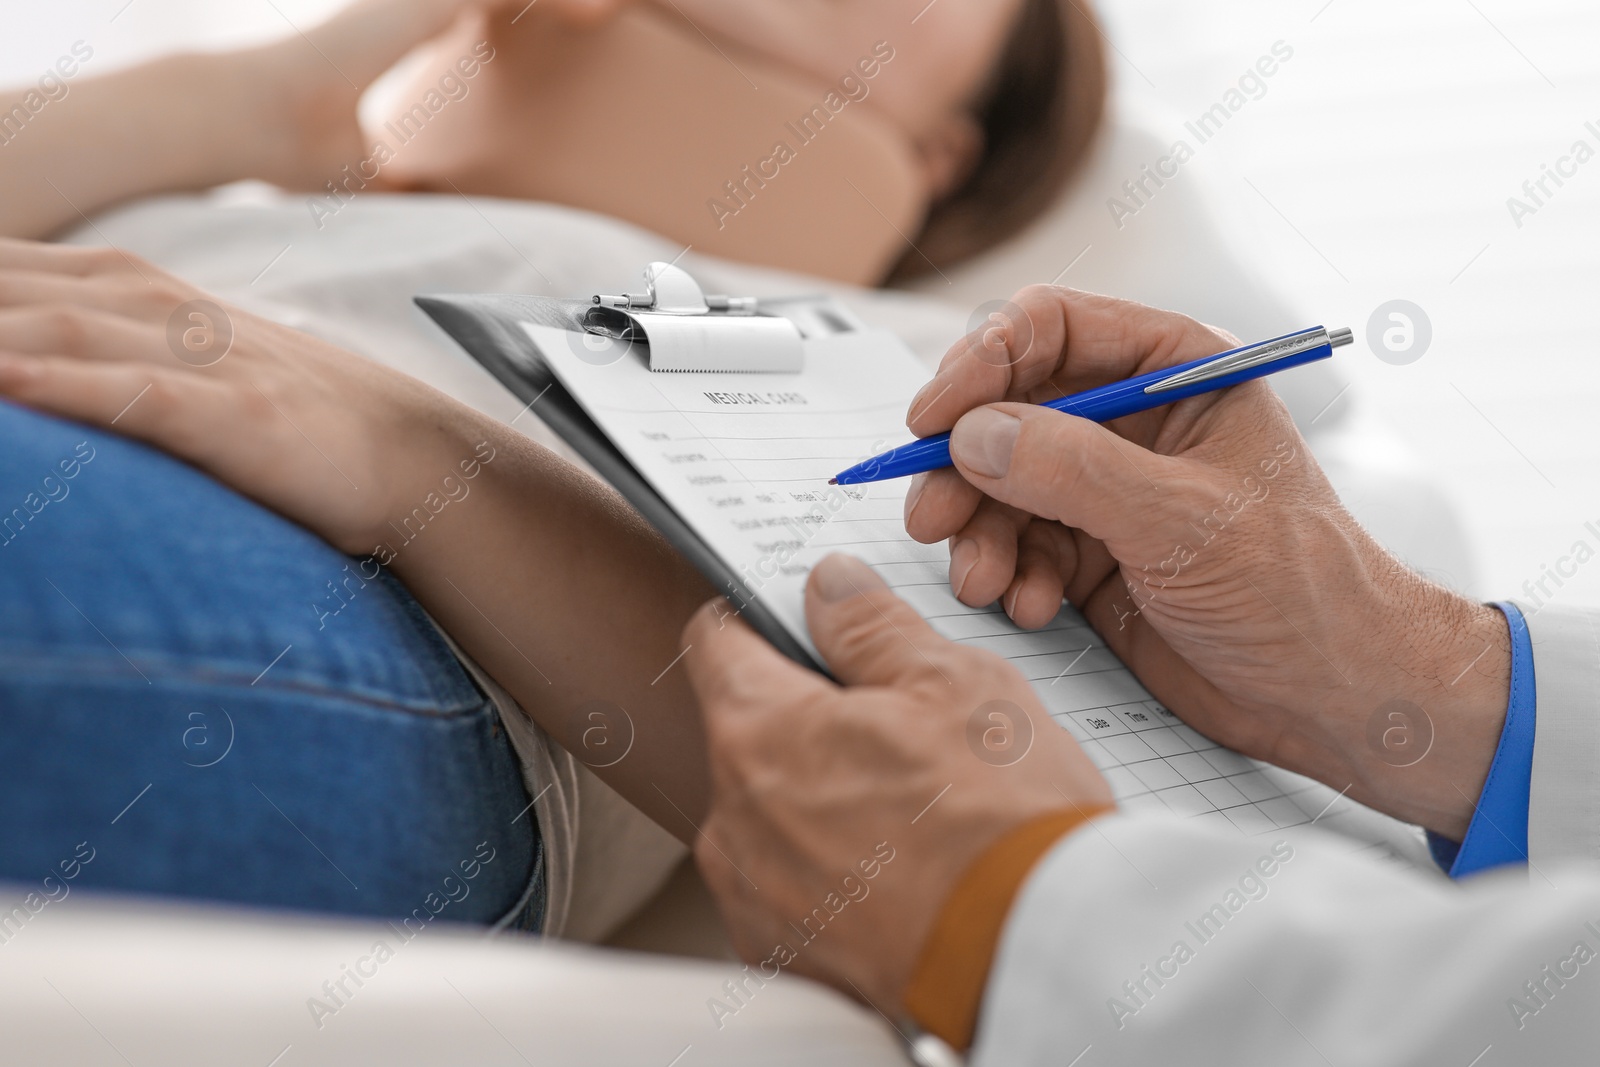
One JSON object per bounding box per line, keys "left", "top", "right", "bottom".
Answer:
{"left": 0, "top": 0, "right": 494, "bottom": 240}
{"left": 0, "top": 240, "right": 715, "bottom": 837}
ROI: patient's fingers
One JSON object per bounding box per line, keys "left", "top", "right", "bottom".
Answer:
{"left": 0, "top": 355, "right": 221, "bottom": 454}
{"left": 0, "top": 307, "right": 173, "bottom": 365}
{"left": 0, "top": 270, "right": 178, "bottom": 318}
{"left": 0, "top": 238, "right": 155, "bottom": 280}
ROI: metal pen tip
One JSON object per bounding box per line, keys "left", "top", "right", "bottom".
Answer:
{"left": 827, "top": 478, "right": 838, "bottom": 485}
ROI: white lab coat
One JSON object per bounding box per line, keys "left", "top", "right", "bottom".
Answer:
{"left": 976, "top": 603, "right": 1600, "bottom": 1066}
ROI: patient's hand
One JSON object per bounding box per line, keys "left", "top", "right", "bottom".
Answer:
{"left": 0, "top": 239, "right": 488, "bottom": 556}
{"left": 682, "top": 553, "right": 1110, "bottom": 1013}
{"left": 0, "top": 0, "right": 519, "bottom": 241}
{"left": 904, "top": 285, "right": 1511, "bottom": 841}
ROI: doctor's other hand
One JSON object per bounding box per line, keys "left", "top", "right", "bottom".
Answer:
{"left": 682, "top": 553, "right": 1111, "bottom": 1014}
{"left": 904, "top": 286, "right": 1509, "bottom": 843}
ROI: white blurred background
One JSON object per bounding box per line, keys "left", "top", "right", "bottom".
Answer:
{"left": 1101, "top": 0, "right": 1600, "bottom": 611}
{"left": 6, "top": 0, "right": 1600, "bottom": 606}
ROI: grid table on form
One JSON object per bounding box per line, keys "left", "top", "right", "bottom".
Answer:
{"left": 1059, "top": 700, "right": 1319, "bottom": 833}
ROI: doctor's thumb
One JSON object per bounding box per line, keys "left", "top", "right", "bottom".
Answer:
{"left": 948, "top": 403, "right": 1180, "bottom": 545}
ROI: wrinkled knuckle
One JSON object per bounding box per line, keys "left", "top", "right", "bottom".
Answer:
{"left": 227, "top": 385, "right": 268, "bottom": 426}
{"left": 902, "top": 640, "right": 969, "bottom": 688}
{"left": 41, "top": 305, "right": 90, "bottom": 352}
{"left": 246, "top": 373, "right": 291, "bottom": 408}
{"left": 1017, "top": 282, "right": 1063, "bottom": 305}
{"left": 949, "top": 645, "right": 1017, "bottom": 690}
{"left": 1201, "top": 320, "right": 1241, "bottom": 349}
{"left": 874, "top": 591, "right": 926, "bottom": 628}
{"left": 146, "top": 282, "right": 191, "bottom": 313}
{"left": 111, "top": 378, "right": 174, "bottom": 439}
{"left": 1153, "top": 307, "right": 1235, "bottom": 354}
{"left": 1029, "top": 436, "right": 1083, "bottom": 513}
{"left": 832, "top": 596, "right": 906, "bottom": 652}
{"left": 81, "top": 247, "right": 132, "bottom": 274}
{"left": 115, "top": 248, "right": 157, "bottom": 278}
{"left": 140, "top": 375, "right": 187, "bottom": 414}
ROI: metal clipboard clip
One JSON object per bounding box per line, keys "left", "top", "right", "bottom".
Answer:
{"left": 585, "top": 262, "right": 805, "bottom": 373}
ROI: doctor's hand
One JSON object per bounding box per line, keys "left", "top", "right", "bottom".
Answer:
{"left": 904, "top": 286, "right": 1510, "bottom": 842}
{"left": 682, "top": 553, "right": 1110, "bottom": 1015}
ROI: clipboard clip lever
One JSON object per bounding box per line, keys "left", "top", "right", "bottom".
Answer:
{"left": 585, "top": 262, "right": 804, "bottom": 373}
{"left": 593, "top": 261, "right": 760, "bottom": 317}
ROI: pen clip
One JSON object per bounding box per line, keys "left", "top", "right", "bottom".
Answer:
{"left": 1144, "top": 326, "right": 1352, "bottom": 394}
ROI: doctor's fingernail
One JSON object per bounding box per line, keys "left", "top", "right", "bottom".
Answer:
{"left": 951, "top": 408, "right": 1021, "bottom": 479}
{"left": 903, "top": 473, "right": 929, "bottom": 527}
{"left": 950, "top": 539, "right": 979, "bottom": 600}
{"left": 907, "top": 382, "right": 939, "bottom": 428}
{"left": 810, "top": 553, "right": 885, "bottom": 603}
{"left": 908, "top": 382, "right": 931, "bottom": 419}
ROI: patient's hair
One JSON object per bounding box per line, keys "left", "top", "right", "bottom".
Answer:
{"left": 891, "top": 0, "right": 1108, "bottom": 281}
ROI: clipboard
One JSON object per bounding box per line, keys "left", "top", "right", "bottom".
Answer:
{"left": 413, "top": 268, "right": 1430, "bottom": 864}
{"left": 414, "top": 284, "right": 862, "bottom": 675}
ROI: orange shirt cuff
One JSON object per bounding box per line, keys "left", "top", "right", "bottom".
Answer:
{"left": 902, "top": 806, "right": 1109, "bottom": 1051}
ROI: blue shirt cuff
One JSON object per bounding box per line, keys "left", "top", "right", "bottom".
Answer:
{"left": 1426, "top": 602, "right": 1536, "bottom": 878}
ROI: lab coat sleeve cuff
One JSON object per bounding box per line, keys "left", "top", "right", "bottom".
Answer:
{"left": 1518, "top": 600, "right": 1600, "bottom": 868}
{"left": 1428, "top": 602, "right": 1536, "bottom": 878}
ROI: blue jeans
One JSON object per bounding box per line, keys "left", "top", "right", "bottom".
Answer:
{"left": 0, "top": 401, "right": 542, "bottom": 931}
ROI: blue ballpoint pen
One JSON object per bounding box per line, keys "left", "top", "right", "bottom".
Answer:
{"left": 830, "top": 324, "right": 1354, "bottom": 486}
